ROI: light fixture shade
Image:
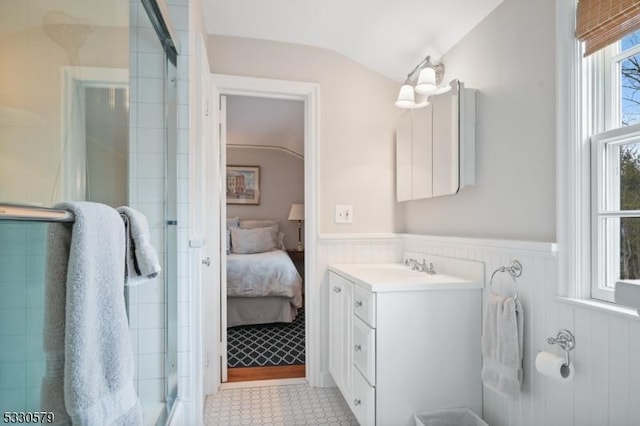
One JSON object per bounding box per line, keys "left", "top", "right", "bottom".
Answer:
{"left": 415, "top": 67, "right": 437, "bottom": 94}
{"left": 395, "top": 84, "right": 415, "bottom": 108}
{"left": 431, "top": 84, "right": 452, "bottom": 95}
{"left": 288, "top": 203, "right": 304, "bottom": 221}
{"left": 412, "top": 93, "right": 430, "bottom": 109}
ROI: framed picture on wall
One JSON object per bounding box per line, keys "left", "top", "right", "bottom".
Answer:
{"left": 226, "top": 165, "right": 260, "bottom": 205}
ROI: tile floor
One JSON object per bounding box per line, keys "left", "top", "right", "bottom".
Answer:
{"left": 204, "top": 384, "right": 359, "bottom": 425}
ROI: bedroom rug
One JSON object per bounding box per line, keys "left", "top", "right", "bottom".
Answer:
{"left": 227, "top": 307, "right": 305, "bottom": 368}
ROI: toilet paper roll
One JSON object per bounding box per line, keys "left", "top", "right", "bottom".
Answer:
{"left": 535, "top": 351, "right": 574, "bottom": 383}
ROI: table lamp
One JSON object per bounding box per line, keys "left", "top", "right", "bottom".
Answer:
{"left": 288, "top": 203, "right": 304, "bottom": 251}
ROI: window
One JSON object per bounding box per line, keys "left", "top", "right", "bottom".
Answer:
{"left": 590, "top": 31, "right": 640, "bottom": 301}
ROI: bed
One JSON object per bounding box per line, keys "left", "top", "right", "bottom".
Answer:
{"left": 226, "top": 220, "right": 303, "bottom": 327}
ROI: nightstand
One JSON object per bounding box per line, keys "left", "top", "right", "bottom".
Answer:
{"left": 287, "top": 249, "right": 305, "bottom": 289}
{"left": 287, "top": 249, "right": 305, "bottom": 262}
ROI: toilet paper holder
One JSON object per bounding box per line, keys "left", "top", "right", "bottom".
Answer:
{"left": 547, "top": 329, "right": 575, "bottom": 366}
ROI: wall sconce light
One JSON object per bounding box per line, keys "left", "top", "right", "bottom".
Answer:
{"left": 395, "top": 56, "right": 451, "bottom": 109}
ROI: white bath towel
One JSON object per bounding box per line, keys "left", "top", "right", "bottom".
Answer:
{"left": 117, "top": 206, "right": 161, "bottom": 286}
{"left": 42, "top": 201, "right": 142, "bottom": 425}
{"left": 481, "top": 291, "right": 524, "bottom": 398}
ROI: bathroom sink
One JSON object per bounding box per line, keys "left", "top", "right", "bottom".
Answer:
{"left": 328, "top": 263, "right": 482, "bottom": 292}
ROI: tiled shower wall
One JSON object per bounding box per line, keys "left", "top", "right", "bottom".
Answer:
{"left": 128, "top": 0, "right": 168, "bottom": 405}
{"left": 127, "top": 0, "right": 192, "bottom": 411}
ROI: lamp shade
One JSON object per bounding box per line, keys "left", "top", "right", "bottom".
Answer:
{"left": 395, "top": 84, "right": 415, "bottom": 108}
{"left": 415, "top": 67, "right": 437, "bottom": 94}
{"left": 288, "top": 204, "right": 304, "bottom": 221}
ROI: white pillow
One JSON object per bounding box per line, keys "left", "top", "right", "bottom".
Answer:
{"left": 230, "top": 226, "right": 279, "bottom": 254}
{"left": 226, "top": 217, "right": 239, "bottom": 254}
{"left": 239, "top": 219, "right": 279, "bottom": 231}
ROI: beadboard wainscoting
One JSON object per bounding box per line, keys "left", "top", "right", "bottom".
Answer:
{"left": 318, "top": 233, "right": 640, "bottom": 426}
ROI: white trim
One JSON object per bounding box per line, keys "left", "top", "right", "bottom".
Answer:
{"left": 212, "top": 74, "right": 322, "bottom": 387}
{"left": 57, "top": 66, "right": 129, "bottom": 203}
{"left": 63, "top": 66, "right": 128, "bottom": 86}
{"left": 401, "top": 233, "right": 558, "bottom": 255}
{"left": 318, "top": 232, "right": 558, "bottom": 254}
{"left": 227, "top": 143, "right": 304, "bottom": 160}
{"left": 318, "top": 233, "right": 401, "bottom": 242}
{"left": 590, "top": 122, "right": 640, "bottom": 302}
{"left": 219, "top": 378, "right": 308, "bottom": 390}
{"left": 219, "top": 94, "right": 228, "bottom": 384}
{"left": 555, "top": 297, "right": 640, "bottom": 321}
{"left": 556, "top": 0, "right": 591, "bottom": 298}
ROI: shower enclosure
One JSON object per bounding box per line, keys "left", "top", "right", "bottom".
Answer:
{"left": 0, "top": 0, "right": 179, "bottom": 423}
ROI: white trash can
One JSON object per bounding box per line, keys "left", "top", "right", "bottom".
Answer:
{"left": 414, "top": 408, "right": 488, "bottom": 426}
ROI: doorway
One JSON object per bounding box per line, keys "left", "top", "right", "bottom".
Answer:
{"left": 205, "top": 75, "right": 321, "bottom": 391}
{"left": 222, "top": 94, "right": 306, "bottom": 382}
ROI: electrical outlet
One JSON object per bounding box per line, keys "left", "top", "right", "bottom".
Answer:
{"left": 335, "top": 205, "right": 353, "bottom": 224}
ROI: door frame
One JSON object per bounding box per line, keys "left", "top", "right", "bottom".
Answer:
{"left": 212, "top": 73, "right": 321, "bottom": 387}
{"left": 60, "top": 66, "right": 128, "bottom": 201}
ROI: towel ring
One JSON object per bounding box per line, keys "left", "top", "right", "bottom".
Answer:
{"left": 489, "top": 260, "right": 522, "bottom": 301}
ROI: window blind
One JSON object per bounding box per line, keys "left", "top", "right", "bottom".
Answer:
{"left": 576, "top": 0, "right": 640, "bottom": 56}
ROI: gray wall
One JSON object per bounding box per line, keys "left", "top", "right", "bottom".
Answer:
{"left": 402, "top": 0, "right": 556, "bottom": 242}
{"left": 209, "top": 35, "right": 403, "bottom": 234}
{"left": 227, "top": 147, "right": 304, "bottom": 250}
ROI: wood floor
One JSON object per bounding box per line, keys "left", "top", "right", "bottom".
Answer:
{"left": 227, "top": 364, "right": 305, "bottom": 382}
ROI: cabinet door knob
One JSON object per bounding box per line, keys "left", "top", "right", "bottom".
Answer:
{"left": 354, "top": 344, "right": 362, "bottom": 352}
{"left": 333, "top": 286, "right": 342, "bottom": 293}
{"left": 354, "top": 399, "right": 361, "bottom": 406}
{"left": 354, "top": 300, "right": 363, "bottom": 308}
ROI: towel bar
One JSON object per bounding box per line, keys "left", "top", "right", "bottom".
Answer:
{"left": 489, "top": 260, "right": 522, "bottom": 300}
{"left": 0, "top": 202, "right": 74, "bottom": 223}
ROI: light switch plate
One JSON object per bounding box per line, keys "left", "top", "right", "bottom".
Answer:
{"left": 335, "top": 205, "right": 353, "bottom": 224}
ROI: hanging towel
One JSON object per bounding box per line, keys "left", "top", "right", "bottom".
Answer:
{"left": 116, "top": 206, "right": 161, "bottom": 286}
{"left": 481, "top": 291, "right": 524, "bottom": 398}
{"left": 42, "top": 201, "right": 142, "bottom": 425}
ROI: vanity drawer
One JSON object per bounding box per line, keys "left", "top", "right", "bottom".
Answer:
{"left": 353, "top": 285, "right": 376, "bottom": 327}
{"left": 351, "top": 369, "right": 375, "bottom": 426}
{"left": 353, "top": 315, "right": 376, "bottom": 386}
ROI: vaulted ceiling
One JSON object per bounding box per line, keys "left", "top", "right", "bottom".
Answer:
{"left": 202, "top": 0, "right": 504, "bottom": 82}
{"left": 226, "top": 96, "right": 305, "bottom": 157}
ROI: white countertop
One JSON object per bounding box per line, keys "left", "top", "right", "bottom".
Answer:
{"left": 328, "top": 263, "right": 483, "bottom": 292}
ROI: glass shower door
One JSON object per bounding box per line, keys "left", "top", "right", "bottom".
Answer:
{"left": 0, "top": 222, "right": 47, "bottom": 413}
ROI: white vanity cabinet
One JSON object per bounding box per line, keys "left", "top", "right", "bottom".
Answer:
{"left": 328, "top": 272, "right": 354, "bottom": 403}
{"left": 328, "top": 264, "right": 483, "bottom": 426}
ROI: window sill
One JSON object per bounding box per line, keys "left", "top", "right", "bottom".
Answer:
{"left": 555, "top": 297, "right": 640, "bottom": 321}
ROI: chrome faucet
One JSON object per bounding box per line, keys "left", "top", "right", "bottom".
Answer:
{"left": 404, "top": 258, "right": 420, "bottom": 271}
{"left": 405, "top": 258, "right": 436, "bottom": 274}
{"left": 420, "top": 260, "right": 436, "bottom": 275}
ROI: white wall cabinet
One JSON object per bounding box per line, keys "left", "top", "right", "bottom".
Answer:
{"left": 328, "top": 265, "right": 482, "bottom": 426}
{"left": 396, "top": 80, "right": 476, "bottom": 201}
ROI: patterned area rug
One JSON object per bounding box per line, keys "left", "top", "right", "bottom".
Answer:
{"left": 227, "top": 307, "right": 305, "bottom": 368}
